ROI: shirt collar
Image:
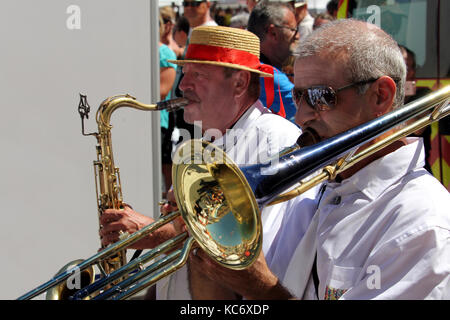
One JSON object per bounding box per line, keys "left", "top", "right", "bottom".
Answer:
{"left": 326, "top": 137, "right": 425, "bottom": 200}
{"left": 211, "top": 100, "right": 266, "bottom": 150}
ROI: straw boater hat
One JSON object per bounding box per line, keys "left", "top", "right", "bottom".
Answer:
{"left": 168, "top": 25, "right": 273, "bottom": 78}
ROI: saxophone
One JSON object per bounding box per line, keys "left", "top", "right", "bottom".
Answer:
{"left": 45, "top": 94, "right": 187, "bottom": 299}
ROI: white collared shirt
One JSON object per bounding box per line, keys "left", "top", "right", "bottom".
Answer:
{"left": 298, "top": 12, "right": 314, "bottom": 40}
{"left": 157, "top": 100, "right": 302, "bottom": 299}
{"left": 277, "top": 138, "right": 450, "bottom": 299}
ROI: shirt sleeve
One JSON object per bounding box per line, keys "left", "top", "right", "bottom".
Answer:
{"left": 159, "top": 45, "right": 177, "bottom": 70}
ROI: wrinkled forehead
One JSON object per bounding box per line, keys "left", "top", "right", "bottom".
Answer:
{"left": 293, "top": 55, "right": 349, "bottom": 87}
{"left": 183, "top": 62, "right": 225, "bottom": 74}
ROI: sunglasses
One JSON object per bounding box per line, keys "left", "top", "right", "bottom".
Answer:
{"left": 273, "top": 24, "right": 299, "bottom": 38}
{"left": 292, "top": 78, "right": 378, "bottom": 112}
{"left": 183, "top": 1, "right": 205, "bottom": 7}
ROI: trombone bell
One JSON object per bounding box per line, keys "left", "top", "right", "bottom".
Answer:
{"left": 172, "top": 140, "right": 262, "bottom": 270}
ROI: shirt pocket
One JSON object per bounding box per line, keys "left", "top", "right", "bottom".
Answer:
{"left": 323, "top": 265, "right": 362, "bottom": 300}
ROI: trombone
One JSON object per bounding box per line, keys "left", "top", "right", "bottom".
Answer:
{"left": 18, "top": 86, "right": 450, "bottom": 300}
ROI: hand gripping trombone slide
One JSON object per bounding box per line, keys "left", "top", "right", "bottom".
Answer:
{"left": 18, "top": 86, "right": 450, "bottom": 300}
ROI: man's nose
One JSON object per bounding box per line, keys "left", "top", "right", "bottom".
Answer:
{"left": 178, "top": 73, "right": 190, "bottom": 92}
{"left": 294, "top": 98, "right": 318, "bottom": 128}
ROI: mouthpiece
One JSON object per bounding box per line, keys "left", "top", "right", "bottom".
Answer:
{"left": 155, "top": 98, "right": 189, "bottom": 112}
{"left": 297, "top": 128, "right": 321, "bottom": 147}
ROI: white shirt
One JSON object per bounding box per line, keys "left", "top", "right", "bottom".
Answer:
{"left": 277, "top": 138, "right": 450, "bottom": 299}
{"left": 265, "top": 183, "right": 321, "bottom": 281}
{"left": 157, "top": 100, "right": 302, "bottom": 299}
{"left": 298, "top": 12, "right": 314, "bottom": 40}
{"left": 188, "top": 19, "right": 218, "bottom": 37}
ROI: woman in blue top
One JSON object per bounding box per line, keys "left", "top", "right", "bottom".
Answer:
{"left": 159, "top": 15, "right": 177, "bottom": 194}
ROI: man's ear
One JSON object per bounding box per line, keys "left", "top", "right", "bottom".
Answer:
{"left": 267, "top": 24, "right": 278, "bottom": 40}
{"left": 233, "top": 70, "right": 251, "bottom": 98}
{"left": 371, "top": 76, "right": 397, "bottom": 116}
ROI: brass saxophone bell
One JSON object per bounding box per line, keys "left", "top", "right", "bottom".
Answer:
{"left": 45, "top": 259, "right": 96, "bottom": 300}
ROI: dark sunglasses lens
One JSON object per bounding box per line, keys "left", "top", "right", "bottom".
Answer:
{"left": 307, "top": 87, "right": 336, "bottom": 111}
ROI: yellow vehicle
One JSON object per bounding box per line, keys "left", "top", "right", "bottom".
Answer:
{"left": 337, "top": 0, "right": 450, "bottom": 190}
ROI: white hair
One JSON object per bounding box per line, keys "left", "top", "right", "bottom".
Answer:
{"left": 295, "top": 19, "right": 406, "bottom": 109}
{"left": 230, "top": 12, "right": 250, "bottom": 29}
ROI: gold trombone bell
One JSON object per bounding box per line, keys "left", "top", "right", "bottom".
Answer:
{"left": 173, "top": 140, "right": 262, "bottom": 270}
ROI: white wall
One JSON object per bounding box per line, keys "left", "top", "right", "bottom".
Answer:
{"left": 0, "top": 1, "right": 160, "bottom": 299}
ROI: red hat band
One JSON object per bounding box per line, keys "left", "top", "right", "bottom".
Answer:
{"left": 185, "top": 43, "right": 262, "bottom": 71}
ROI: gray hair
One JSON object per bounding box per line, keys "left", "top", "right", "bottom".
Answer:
{"left": 296, "top": 19, "right": 406, "bottom": 109}
{"left": 248, "top": 1, "right": 293, "bottom": 41}
{"left": 230, "top": 12, "right": 250, "bottom": 29}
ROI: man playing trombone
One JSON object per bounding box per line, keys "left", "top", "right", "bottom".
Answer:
{"left": 187, "top": 19, "right": 450, "bottom": 300}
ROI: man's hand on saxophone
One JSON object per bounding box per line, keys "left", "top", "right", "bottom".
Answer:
{"left": 159, "top": 188, "right": 188, "bottom": 235}
{"left": 99, "top": 189, "right": 186, "bottom": 250}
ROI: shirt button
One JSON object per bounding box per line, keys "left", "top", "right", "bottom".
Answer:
{"left": 332, "top": 196, "right": 341, "bottom": 205}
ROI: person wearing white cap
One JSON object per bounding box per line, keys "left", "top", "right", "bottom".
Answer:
{"left": 294, "top": 1, "right": 314, "bottom": 40}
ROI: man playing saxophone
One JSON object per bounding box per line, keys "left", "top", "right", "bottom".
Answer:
{"left": 99, "top": 25, "right": 314, "bottom": 299}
